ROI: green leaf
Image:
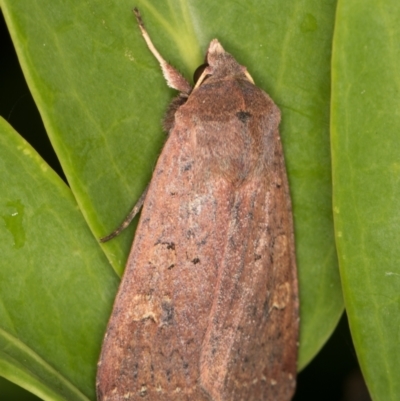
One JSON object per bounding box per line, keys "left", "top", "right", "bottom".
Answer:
{"left": 1, "top": 0, "right": 342, "bottom": 398}
{"left": 0, "top": 117, "right": 119, "bottom": 400}
{"left": 332, "top": 1, "right": 400, "bottom": 400}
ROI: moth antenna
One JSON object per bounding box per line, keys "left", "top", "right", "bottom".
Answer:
{"left": 133, "top": 8, "right": 192, "bottom": 94}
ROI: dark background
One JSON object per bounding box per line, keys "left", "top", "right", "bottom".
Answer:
{"left": 0, "top": 12, "right": 370, "bottom": 401}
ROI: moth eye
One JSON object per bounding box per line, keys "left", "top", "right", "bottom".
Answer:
{"left": 193, "top": 63, "right": 210, "bottom": 84}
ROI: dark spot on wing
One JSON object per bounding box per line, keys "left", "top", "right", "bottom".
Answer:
{"left": 236, "top": 110, "right": 252, "bottom": 123}
{"left": 161, "top": 301, "right": 174, "bottom": 325}
{"left": 133, "top": 363, "right": 138, "bottom": 379}
{"left": 183, "top": 162, "right": 193, "bottom": 171}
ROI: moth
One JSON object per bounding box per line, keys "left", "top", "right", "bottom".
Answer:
{"left": 96, "top": 9, "right": 299, "bottom": 401}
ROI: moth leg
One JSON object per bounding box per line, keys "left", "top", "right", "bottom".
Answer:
{"left": 133, "top": 8, "right": 192, "bottom": 94}
{"left": 99, "top": 187, "right": 148, "bottom": 243}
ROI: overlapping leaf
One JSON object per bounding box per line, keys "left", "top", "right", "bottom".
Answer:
{"left": 332, "top": 1, "right": 400, "bottom": 400}
{"left": 0, "top": 118, "right": 119, "bottom": 400}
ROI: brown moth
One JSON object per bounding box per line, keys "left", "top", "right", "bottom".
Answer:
{"left": 96, "top": 8, "right": 299, "bottom": 401}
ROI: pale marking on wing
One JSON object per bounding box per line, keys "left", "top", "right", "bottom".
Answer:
{"left": 129, "top": 294, "right": 159, "bottom": 323}
{"left": 272, "top": 282, "right": 291, "bottom": 310}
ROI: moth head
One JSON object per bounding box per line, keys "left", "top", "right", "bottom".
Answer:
{"left": 193, "top": 39, "right": 254, "bottom": 89}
